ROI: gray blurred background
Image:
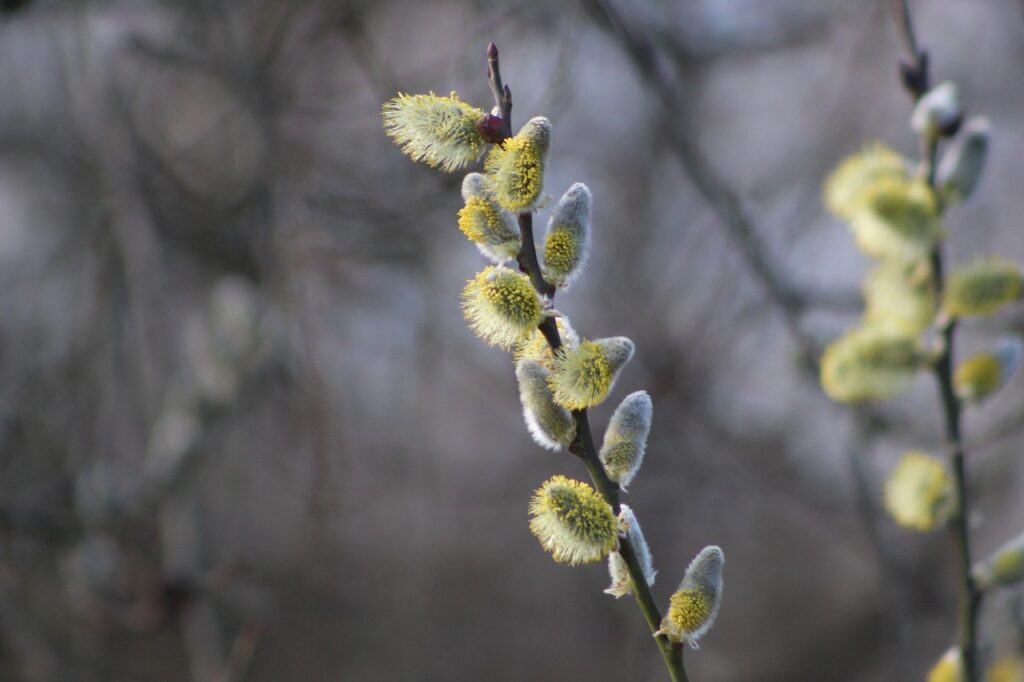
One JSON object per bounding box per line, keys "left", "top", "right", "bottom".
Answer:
{"left": 1, "top": 0, "right": 1023, "bottom": 680}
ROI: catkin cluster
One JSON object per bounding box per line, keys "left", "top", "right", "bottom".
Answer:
{"left": 821, "top": 76, "right": 1024, "bottom": 678}
{"left": 382, "top": 47, "right": 724, "bottom": 665}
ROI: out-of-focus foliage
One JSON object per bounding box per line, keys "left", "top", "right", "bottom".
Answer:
{"left": 1, "top": 1, "right": 1023, "bottom": 681}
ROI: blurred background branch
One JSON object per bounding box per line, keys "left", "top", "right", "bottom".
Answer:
{"left": 1, "top": 1, "right": 1022, "bottom": 680}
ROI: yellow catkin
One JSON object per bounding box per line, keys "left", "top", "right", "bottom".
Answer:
{"left": 458, "top": 173, "right": 521, "bottom": 262}
{"left": 820, "top": 326, "right": 922, "bottom": 403}
{"left": 944, "top": 258, "right": 1023, "bottom": 317}
{"left": 542, "top": 183, "right": 592, "bottom": 288}
{"left": 549, "top": 337, "right": 634, "bottom": 410}
{"left": 954, "top": 354, "right": 1002, "bottom": 402}
{"left": 927, "top": 648, "right": 965, "bottom": 682}
{"left": 382, "top": 91, "right": 486, "bottom": 172}
{"left": 884, "top": 451, "right": 951, "bottom": 531}
{"left": 986, "top": 654, "right": 1024, "bottom": 682}
{"left": 514, "top": 318, "right": 580, "bottom": 368}
{"left": 862, "top": 260, "right": 936, "bottom": 334}
{"left": 656, "top": 546, "right": 724, "bottom": 648}
{"left": 484, "top": 117, "right": 550, "bottom": 212}
{"left": 824, "top": 143, "right": 909, "bottom": 221}
{"left": 460, "top": 267, "right": 542, "bottom": 349}
{"left": 528, "top": 475, "right": 617, "bottom": 566}
{"left": 849, "top": 178, "right": 942, "bottom": 261}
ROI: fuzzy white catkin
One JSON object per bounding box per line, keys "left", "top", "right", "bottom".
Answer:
{"left": 604, "top": 506, "right": 656, "bottom": 598}
{"left": 937, "top": 117, "right": 990, "bottom": 204}
{"left": 599, "top": 391, "right": 652, "bottom": 490}
{"left": 543, "top": 183, "right": 592, "bottom": 289}
{"left": 911, "top": 81, "right": 962, "bottom": 138}
{"left": 621, "top": 505, "right": 655, "bottom": 584}
{"left": 459, "top": 173, "right": 521, "bottom": 263}
{"left": 656, "top": 545, "right": 725, "bottom": 648}
{"left": 516, "top": 359, "right": 576, "bottom": 450}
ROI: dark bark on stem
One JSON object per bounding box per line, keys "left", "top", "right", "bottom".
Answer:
{"left": 487, "top": 43, "right": 689, "bottom": 682}
{"left": 901, "top": 9, "right": 980, "bottom": 674}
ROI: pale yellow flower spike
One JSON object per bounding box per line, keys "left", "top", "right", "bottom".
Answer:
{"left": 862, "top": 260, "right": 936, "bottom": 334}
{"left": 458, "top": 173, "right": 521, "bottom": 263}
{"left": 514, "top": 318, "right": 580, "bottom": 368}
{"left": 824, "top": 143, "right": 909, "bottom": 221}
{"left": 655, "top": 546, "right": 724, "bottom": 649}
{"left": 849, "top": 178, "right": 942, "bottom": 261}
{"left": 985, "top": 654, "right": 1024, "bottom": 682}
{"left": 549, "top": 337, "right": 635, "bottom": 410}
{"left": 543, "top": 183, "right": 592, "bottom": 289}
{"left": 953, "top": 337, "right": 1021, "bottom": 405}
{"left": 884, "top": 451, "right": 952, "bottom": 532}
{"left": 516, "top": 359, "right": 576, "bottom": 451}
{"left": 461, "top": 266, "right": 542, "bottom": 349}
{"left": 382, "top": 91, "right": 487, "bottom": 172}
{"left": 528, "top": 475, "right": 617, "bottom": 566}
{"left": 820, "top": 326, "right": 922, "bottom": 403}
{"left": 928, "top": 647, "right": 965, "bottom": 682}
{"left": 973, "top": 530, "right": 1024, "bottom": 590}
{"left": 484, "top": 116, "right": 551, "bottom": 213}
{"left": 599, "top": 390, "right": 652, "bottom": 490}
{"left": 943, "top": 258, "right": 1024, "bottom": 318}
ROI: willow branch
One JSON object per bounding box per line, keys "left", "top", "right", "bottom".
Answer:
{"left": 488, "top": 46, "right": 688, "bottom": 682}
{"left": 895, "top": 3, "right": 980, "bottom": 675}
{"left": 519, "top": 214, "right": 688, "bottom": 682}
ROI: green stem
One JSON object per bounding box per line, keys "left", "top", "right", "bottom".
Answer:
{"left": 895, "top": 1, "right": 981, "bottom": 672}
{"left": 930, "top": 249, "right": 981, "bottom": 681}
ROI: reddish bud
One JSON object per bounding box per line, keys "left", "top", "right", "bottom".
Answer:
{"left": 475, "top": 114, "right": 507, "bottom": 144}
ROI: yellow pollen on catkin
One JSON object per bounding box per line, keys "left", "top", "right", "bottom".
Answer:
{"left": 382, "top": 92, "right": 486, "bottom": 172}
{"left": 974, "top": 531, "right": 1024, "bottom": 590}
{"left": 849, "top": 178, "right": 942, "bottom": 261}
{"left": 824, "top": 144, "right": 909, "bottom": 221}
{"left": 944, "top": 258, "right": 1023, "bottom": 318}
{"left": 460, "top": 267, "right": 542, "bottom": 349}
{"left": 528, "top": 475, "right": 617, "bottom": 566}
{"left": 666, "top": 589, "right": 713, "bottom": 633}
{"left": 820, "top": 326, "right": 922, "bottom": 403}
{"left": 542, "top": 183, "right": 592, "bottom": 288}
{"left": 514, "top": 318, "right": 580, "bottom": 368}
{"left": 884, "top": 451, "right": 952, "bottom": 532}
{"left": 599, "top": 391, "right": 652, "bottom": 490}
{"left": 862, "top": 260, "right": 936, "bottom": 334}
{"left": 458, "top": 173, "right": 521, "bottom": 262}
{"left": 954, "top": 353, "right": 1002, "bottom": 402}
{"left": 544, "top": 229, "right": 578, "bottom": 275}
{"left": 458, "top": 196, "right": 502, "bottom": 243}
{"left": 484, "top": 117, "right": 550, "bottom": 213}
{"left": 549, "top": 338, "right": 634, "bottom": 410}
{"left": 986, "top": 654, "right": 1024, "bottom": 682}
{"left": 656, "top": 545, "right": 724, "bottom": 648}
{"left": 990, "top": 550, "right": 1024, "bottom": 585}
{"left": 927, "top": 648, "right": 965, "bottom": 682}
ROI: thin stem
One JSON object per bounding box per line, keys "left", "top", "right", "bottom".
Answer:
{"left": 488, "top": 43, "right": 689, "bottom": 682}
{"left": 903, "top": 26, "right": 980, "bottom": 677}
{"left": 892, "top": 0, "right": 921, "bottom": 67}
{"left": 526, "top": 215, "right": 688, "bottom": 682}
{"left": 930, "top": 250, "right": 981, "bottom": 680}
